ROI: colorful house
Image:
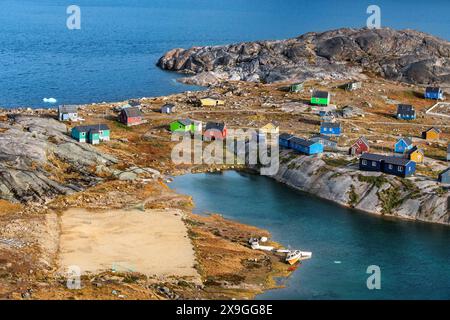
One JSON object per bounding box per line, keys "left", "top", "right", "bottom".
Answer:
{"left": 424, "top": 87, "right": 444, "bottom": 100}
{"left": 311, "top": 90, "right": 330, "bottom": 106}
{"left": 289, "top": 83, "right": 304, "bottom": 93}
{"left": 279, "top": 133, "right": 294, "bottom": 148}
{"left": 259, "top": 123, "right": 279, "bottom": 134}
{"left": 310, "top": 134, "right": 338, "bottom": 151}
{"left": 289, "top": 137, "right": 323, "bottom": 155}
{"left": 438, "top": 168, "right": 450, "bottom": 184}
{"left": 394, "top": 137, "right": 413, "bottom": 154}
{"left": 58, "top": 105, "right": 78, "bottom": 122}
{"left": 320, "top": 122, "right": 342, "bottom": 136}
{"left": 359, "top": 153, "right": 416, "bottom": 177}
{"left": 406, "top": 146, "right": 424, "bottom": 164}
{"left": 71, "top": 124, "right": 110, "bottom": 145}
{"left": 344, "top": 81, "right": 362, "bottom": 91}
{"left": 396, "top": 104, "right": 416, "bottom": 120}
{"left": 422, "top": 127, "right": 441, "bottom": 140}
{"left": 161, "top": 103, "right": 176, "bottom": 114}
{"left": 204, "top": 122, "right": 227, "bottom": 140}
{"left": 199, "top": 97, "right": 225, "bottom": 107}
{"left": 118, "top": 107, "right": 145, "bottom": 126}
{"left": 349, "top": 136, "right": 370, "bottom": 156}
{"left": 169, "top": 119, "right": 193, "bottom": 133}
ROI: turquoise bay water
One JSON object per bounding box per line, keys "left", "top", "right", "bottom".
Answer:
{"left": 170, "top": 171, "right": 450, "bottom": 300}
{"left": 1, "top": 0, "right": 449, "bottom": 108}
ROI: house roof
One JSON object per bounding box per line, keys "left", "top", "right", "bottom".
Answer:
{"left": 321, "top": 122, "right": 341, "bottom": 129}
{"left": 310, "top": 134, "right": 336, "bottom": 142}
{"left": 122, "top": 107, "right": 143, "bottom": 118}
{"left": 261, "top": 123, "right": 279, "bottom": 130}
{"left": 426, "top": 87, "right": 442, "bottom": 93}
{"left": 440, "top": 167, "right": 450, "bottom": 177}
{"left": 406, "top": 146, "right": 423, "bottom": 156}
{"left": 177, "top": 119, "right": 193, "bottom": 126}
{"left": 58, "top": 105, "right": 78, "bottom": 113}
{"left": 205, "top": 122, "right": 225, "bottom": 131}
{"left": 397, "top": 137, "right": 413, "bottom": 146}
{"left": 397, "top": 104, "right": 415, "bottom": 114}
{"left": 358, "top": 136, "right": 370, "bottom": 146}
{"left": 279, "top": 133, "right": 294, "bottom": 141}
{"left": 360, "top": 153, "right": 386, "bottom": 162}
{"left": 73, "top": 124, "right": 109, "bottom": 133}
{"left": 312, "top": 90, "right": 329, "bottom": 99}
{"left": 424, "top": 127, "right": 441, "bottom": 134}
{"left": 290, "top": 137, "right": 317, "bottom": 147}
{"left": 383, "top": 156, "right": 411, "bottom": 166}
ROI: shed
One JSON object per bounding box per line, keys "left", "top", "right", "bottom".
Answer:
{"left": 394, "top": 137, "right": 413, "bottom": 154}
{"left": 438, "top": 168, "right": 450, "bottom": 184}
{"left": 349, "top": 136, "right": 370, "bottom": 156}
{"left": 311, "top": 90, "right": 330, "bottom": 106}
{"left": 396, "top": 104, "right": 416, "bottom": 120}
{"left": 424, "top": 87, "right": 444, "bottom": 100}
{"left": 422, "top": 127, "right": 441, "bottom": 140}
{"left": 289, "top": 83, "right": 304, "bottom": 93}
{"left": 118, "top": 107, "right": 145, "bottom": 126}
{"left": 161, "top": 103, "right": 176, "bottom": 114}
{"left": 58, "top": 105, "right": 78, "bottom": 122}
{"left": 344, "top": 81, "right": 362, "bottom": 91}
{"left": 71, "top": 124, "right": 110, "bottom": 145}
{"left": 320, "top": 122, "right": 342, "bottom": 136}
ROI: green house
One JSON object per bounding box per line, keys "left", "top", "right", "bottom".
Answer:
{"left": 311, "top": 90, "right": 330, "bottom": 106}
{"left": 169, "top": 119, "right": 194, "bottom": 133}
{"left": 289, "top": 83, "right": 304, "bottom": 93}
{"left": 71, "top": 124, "right": 110, "bottom": 145}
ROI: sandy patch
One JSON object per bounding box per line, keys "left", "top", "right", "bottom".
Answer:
{"left": 58, "top": 208, "right": 199, "bottom": 280}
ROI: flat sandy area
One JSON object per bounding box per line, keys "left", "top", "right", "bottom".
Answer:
{"left": 58, "top": 208, "right": 200, "bottom": 280}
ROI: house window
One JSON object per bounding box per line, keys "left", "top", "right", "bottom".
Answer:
{"left": 398, "top": 166, "right": 403, "bottom": 172}
{"left": 362, "top": 160, "right": 367, "bottom": 165}
{"left": 371, "top": 161, "right": 377, "bottom": 167}
{"left": 388, "top": 164, "right": 393, "bottom": 170}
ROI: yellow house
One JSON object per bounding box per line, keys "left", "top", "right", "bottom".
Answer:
{"left": 422, "top": 127, "right": 441, "bottom": 140}
{"left": 406, "top": 146, "right": 424, "bottom": 163}
{"left": 259, "top": 123, "right": 279, "bottom": 134}
{"left": 199, "top": 97, "right": 225, "bottom": 107}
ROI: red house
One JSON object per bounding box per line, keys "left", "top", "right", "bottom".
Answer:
{"left": 203, "top": 122, "right": 227, "bottom": 140}
{"left": 349, "top": 136, "right": 370, "bottom": 156}
{"left": 118, "top": 107, "right": 145, "bottom": 127}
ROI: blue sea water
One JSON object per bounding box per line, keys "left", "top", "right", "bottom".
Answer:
{"left": 0, "top": 0, "right": 449, "bottom": 108}
{"left": 170, "top": 171, "right": 450, "bottom": 300}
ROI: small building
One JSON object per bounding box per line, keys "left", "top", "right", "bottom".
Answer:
{"left": 396, "top": 104, "right": 416, "bottom": 120}
{"left": 204, "top": 122, "right": 227, "bottom": 140}
{"left": 320, "top": 122, "right": 342, "bottom": 136}
{"left": 447, "top": 144, "right": 450, "bottom": 161}
{"left": 310, "top": 134, "right": 338, "bottom": 151}
{"left": 289, "top": 137, "right": 323, "bottom": 155}
{"left": 344, "top": 81, "right": 362, "bottom": 91}
{"left": 349, "top": 136, "right": 370, "bottom": 156}
{"left": 394, "top": 137, "right": 413, "bottom": 154}
{"left": 71, "top": 124, "right": 110, "bottom": 145}
{"left": 382, "top": 157, "right": 416, "bottom": 178}
{"left": 118, "top": 107, "right": 145, "bottom": 126}
{"left": 289, "top": 83, "right": 304, "bottom": 93}
{"left": 128, "top": 99, "right": 141, "bottom": 107}
{"left": 279, "top": 133, "right": 294, "bottom": 148}
{"left": 424, "top": 87, "right": 444, "bottom": 100}
{"left": 161, "top": 103, "right": 176, "bottom": 114}
{"left": 192, "top": 120, "right": 203, "bottom": 134}
{"left": 422, "top": 127, "right": 441, "bottom": 140}
{"left": 406, "top": 146, "right": 424, "bottom": 164}
{"left": 359, "top": 153, "right": 385, "bottom": 172}
{"left": 58, "top": 105, "right": 78, "bottom": 122}
{"left": 311, "top": 90, "right": 330, "bottom": 106}
{"left": 199, "top": 97, "right": 225, "bottom": 107}
{"left": 169, "top": 119, "right": 193, "bottom": 133}
{"left": 438, "top": 168, "right": 450, "bottom": 184}
{"left": 259, "top": 123, "right": 279, "bottom": 134}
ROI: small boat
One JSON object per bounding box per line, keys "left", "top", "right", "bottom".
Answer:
{"left": 286, "top": 250, "right": 312, "bottom": 265}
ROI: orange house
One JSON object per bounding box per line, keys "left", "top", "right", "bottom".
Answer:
{"left": 422, "top": 127, "right": 441, "bottom": 140}
{"left": 406, "top": 146, "right": 424, "bottom": 163}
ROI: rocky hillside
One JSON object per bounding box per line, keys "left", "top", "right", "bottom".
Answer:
{"left": 0, "top": 116, "right": 117, "bottom": 203}
{"left": 158, "top": 28, "right": 450, "bottom": 86}
{"left": 272, "top": 151, "right": 449, "bottom": 225}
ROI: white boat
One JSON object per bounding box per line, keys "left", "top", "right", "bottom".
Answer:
{"left": 285, "top": 250, "right": 312, "bottom": 265}
{"left": 248, "top": 237, "right": 274, "bottom": 251}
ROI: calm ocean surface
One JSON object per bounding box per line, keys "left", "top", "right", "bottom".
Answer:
{"left": 0, "top": 0, "right": 449, "bottom": 108}
{"left": 170, "top": 171, "right": 450, "bottom": 300}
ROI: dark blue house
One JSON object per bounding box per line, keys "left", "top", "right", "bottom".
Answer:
{"left": 290, "top": 137, "right": 323, "bottom": 155}
{"left": 359, "top": 153, "right": 416, "bottom": 177}
{"left": 396, "top": 104, "right": 416, "bottom": 120}
{"left": 320, "top": 122, "right": 342, "bottom": 136}
{"left": 279, "top": 133, "right": 294, "bottom": 148}
{"left": 424, "top": 87, "right": 444, "bottom": 100}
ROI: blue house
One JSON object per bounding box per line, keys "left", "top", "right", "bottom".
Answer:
{"left": 382, "top": 157, "right": 416, "bottom": 177}
{"left": 359, "top": 153, "right": 385, "bottom": 172}
{"left": 320, "top": 122, "right": 342, "bottom": 136}
{"left": 359, "top": 153, "right": 416, "bottom": 177}
{"left": 289, "top": 137, "right": 323, "bottom": 155}
{"left": 438, "top": 168, "right": 450, "bottom": 184}
{"left": 310, "top": 134, "right": 338, "bottom": 150}
{"left": 424, "top": 87, "right": 444, "bottom": 100}
{"left": 279, "top": 133, "right": 294, "bottom": 148}
{"left": 394, "top": 137, "right": 413, "bottom": 154}
{"left": 396, "top": 104, "right": 416, "bottom": 120}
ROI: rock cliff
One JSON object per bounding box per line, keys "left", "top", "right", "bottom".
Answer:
{"left": 158, "top": 28, "right": 450, "bottom": 86}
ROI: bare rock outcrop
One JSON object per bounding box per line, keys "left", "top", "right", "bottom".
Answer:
{"left": 158, "top": 28, "right": 450, "bottom": 86}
